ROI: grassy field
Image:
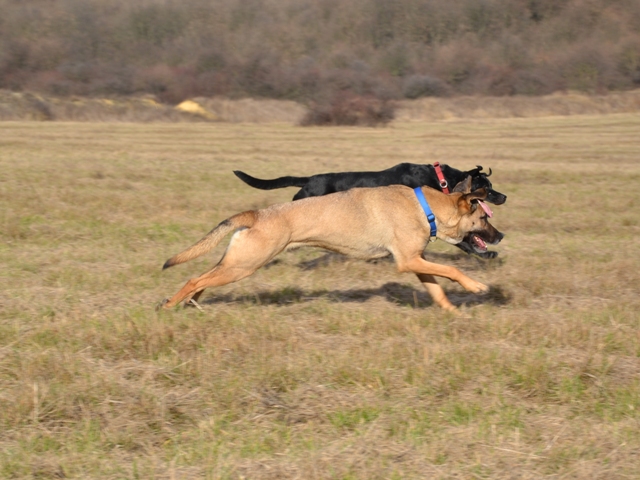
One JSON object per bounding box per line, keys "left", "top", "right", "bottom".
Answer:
{"left": 1, "top": 115, "right": 640, "bottom": 479}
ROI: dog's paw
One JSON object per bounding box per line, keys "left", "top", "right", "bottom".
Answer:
{"left": 475, "top": 250, "right": 499, "bottom": 260}
{"left": 465, "top": 280, "right": 489, "bottom": 294}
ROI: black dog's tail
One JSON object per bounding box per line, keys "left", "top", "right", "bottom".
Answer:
{"left": 233, "top": 170, "right": 310, "bottom": 190}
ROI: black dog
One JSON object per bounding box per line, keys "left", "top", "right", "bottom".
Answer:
{"left": 234, "top": 163, "right": 507, "bottom": 258}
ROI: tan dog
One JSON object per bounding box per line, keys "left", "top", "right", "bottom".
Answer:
{"left": 160, "top": 177, "right": 503, "bottom": 311}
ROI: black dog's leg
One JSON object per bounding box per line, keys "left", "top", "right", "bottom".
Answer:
{"left": 455, "top": 242, "right": 499, "bottom": 259}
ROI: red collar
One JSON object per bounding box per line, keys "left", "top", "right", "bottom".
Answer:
{"left": 433, "top": 162, "right": 449, "bottom": 194}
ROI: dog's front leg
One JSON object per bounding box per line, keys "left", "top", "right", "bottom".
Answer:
{"left": 415, "top": 274, "right": 456, "bottom": 311}
{"left": 417, "top": 258, "right": 488, "bottom": 293}
{"left": 401, "top": 257, "right": 489, "bottom": 310}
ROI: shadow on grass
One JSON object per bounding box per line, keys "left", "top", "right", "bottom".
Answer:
{"left": 294, "top": 251, "right": 505, "bottom": 272}
{"left": 199, "top": 283, "right": 511, "bottom": 309}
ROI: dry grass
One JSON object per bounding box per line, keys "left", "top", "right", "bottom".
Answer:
{"left": 1, "top": 115, "right": 640, "bottom": 479}
{"left": 396, "top": 90, "right": 640, "bottom": 121}
{"left": 0, "top": 91, "right": 307, "bottom": 124}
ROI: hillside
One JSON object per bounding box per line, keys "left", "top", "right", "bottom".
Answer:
{"left": 1, "top": 0, "right": 639, "bottom": 106}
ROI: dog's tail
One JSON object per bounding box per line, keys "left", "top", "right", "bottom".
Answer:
{"left": 163, "top": 211, "right": 257, "bottom": 269}
{"left": 233, "top": 170, "right": 309, "bottom": 190}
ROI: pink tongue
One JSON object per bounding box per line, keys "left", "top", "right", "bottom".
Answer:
{"left": 475, "top": 235, "right": 487, "bottom": 249}
{"left": 478, "top": 200, "right": 493, "bottom": 218}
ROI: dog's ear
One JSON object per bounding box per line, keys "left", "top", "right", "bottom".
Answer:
{"left": 464, "top": 188, "right": 488, "bottom": 202}
{"left": 465, "top": 165, "right": 483, "bottom": 177}
{"left": 457, "top": 188, "right": 488, "bottom": 213}
{"left": 452, "top": 175, "right": 472, "bottom": 193}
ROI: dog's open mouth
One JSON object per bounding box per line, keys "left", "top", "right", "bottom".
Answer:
{"left": 469, "top": 234, "right": 488, "bottom": 252}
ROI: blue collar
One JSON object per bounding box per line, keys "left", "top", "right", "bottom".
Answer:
{"left": 414, "top": 187, "right": 437, "bottom": 238}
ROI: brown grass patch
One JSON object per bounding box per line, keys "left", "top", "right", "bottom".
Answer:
{"left": 396, "top": 89, "right": 640, "bottom": 121}
{"left": 0, "top": 90, "right": 306, "bottom": 123}
{"left": 5, "top": 89, "right": 640, "bottom": 125}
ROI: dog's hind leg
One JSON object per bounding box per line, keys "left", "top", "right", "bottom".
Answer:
{"left": 162, "top": 227, "right": 287, "bottom": 309}
{"left": 162, "top": 264, "right": 250, "bottom": 309}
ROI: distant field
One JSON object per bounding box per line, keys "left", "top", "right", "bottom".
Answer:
{"left": 1, "top": 115, "right": 640, "bottom": 479}
{"left": 2, "top": 89, "right": 640, "bottom": 123}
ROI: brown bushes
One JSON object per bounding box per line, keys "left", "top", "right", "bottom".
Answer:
{"left": 1, "top": 0, "right": 640, "bottom": 106}
{"left": 301, "top": 92, "right": 395, "bottom": 126}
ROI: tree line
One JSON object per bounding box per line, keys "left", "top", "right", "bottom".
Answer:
{"left": 1, "top": 0, "right": 639, "bottom": 105}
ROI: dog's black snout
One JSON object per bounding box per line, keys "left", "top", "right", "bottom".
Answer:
{"left": 489, "top": 192, "right": 507, "bottom": 205}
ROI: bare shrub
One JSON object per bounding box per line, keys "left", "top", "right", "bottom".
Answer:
{"left": 1, "top": 0, "right": 640, "bottom": 103}
{"left": 378, "top": 43, "right": 412, "bottom": 77}
{"left": 526, "top": 0, "right": 571, "bottom": 22}
{"left": 431, "top": 39, "right": 484, "bottom": 93}
{"left": 27, "top": 71, "right": 75, "bottom": 97}
{"left": 511, "top": 70, "right": 560, "bottom": 95}
{"left": 323, "top": 67, "right": 399, "bottom": 101}
{"left": 0, "top": 39, "right": 31, "bottom": 88}
{"left": 402, "top": 74, "right": 450, "bottom": 98}
{"left": 131, "top": 65, "right": 200, "bottom": 104}
{"left": 553, "top": 42, "right": 615, "bottom": 93}
{"left": 89, "top": 64, "right": 136, "bottom": 96}
{"left": 300, "top": 92, "right": 395, "bottom": 127}
{"left": 469, "top": 65, "right": 518, "bottom": 96}
{"left": 616, "top": 36, "right": 640, "bottom": 87}
{"left": 129, "top": 4, "right": 187, "bottom": 46}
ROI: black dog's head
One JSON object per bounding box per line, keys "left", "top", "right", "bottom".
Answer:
{"left": 465, "top": 165, "right": 507, "bottom": 205}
